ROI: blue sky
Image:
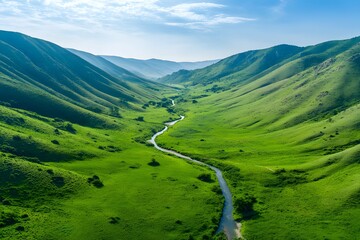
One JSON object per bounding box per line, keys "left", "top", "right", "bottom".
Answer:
{"left": 0, "top": 0, "right": 359, "bottom": 61}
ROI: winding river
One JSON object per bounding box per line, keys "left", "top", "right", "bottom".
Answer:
{"left": 149, "top": 115, "right": 240, "bottom": 240}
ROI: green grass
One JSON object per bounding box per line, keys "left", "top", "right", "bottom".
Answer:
{"left": 0, "top": 99, "right": 224, "bottom": 239}
{"left": 1, "top": 32, "right": 359, "bottom": 240}
{"left": 155, "top": 41, "right": 360, "bottom": 239}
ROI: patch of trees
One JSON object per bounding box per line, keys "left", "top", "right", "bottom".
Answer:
{"left": 266, "top": 169, "right": 308, "bottom": 187}
{"left": 51, "top": 176, "right": 65, "bottom": 188}
{"left": 87, "top": 175, "right": 104, "bottom": 188}
{"left": 135, "top": 116, "right": 144, "bottom": 122}
{"left": 0, "top": 211, "right": 18, "bottom": 228}
{"left": 197, "top": 173, "right": 214, "bottom": 183}
{"left": 98, "top": 145, "right": 122, "bottom": 152}
{"left": 206, "top": 85, "right": 225, "bottom": 93}
{"left": 234, "top": 195, "right": 259, "bottom": 220}
{"left": 0, "top": 210, "right": 29, "bottom": 230}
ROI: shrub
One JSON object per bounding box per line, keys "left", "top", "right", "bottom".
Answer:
{"left": 108, "top": 217, "right": 120, "bottom": 224}
{"left": 52, "top": 176, "right": 65, "bottom": 188}
{"left": 234, "top": 196, "right": 258, "bottom": 220}
{"left": 12, "top": 135, "right": 21, "bottom": 141}
{"left": 197, "top": 173, "right": 214, "bottom": 183}
{"left": 16, "top": 226, "right": 25, "bottom": 231}
{"left": 135, "top": 116, "right": 144, "bottom": 122}
{"left": 148, "top": 159, "right": 160, "bottom": 167}
{"left": 0, "top": 211, "right": 18, "bottom": 227}
{"left": 65, "top": 123, "right": 76, "bottom": 134}
{"left": 87, "top": 175, "right": 104, "bottom": 188}
{"left": 51, "top": 140, "right": 60, "bottom": 145}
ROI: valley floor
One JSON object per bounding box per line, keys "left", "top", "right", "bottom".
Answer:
{"left": 156, "top": 93, "right": 360, "bottom": 240}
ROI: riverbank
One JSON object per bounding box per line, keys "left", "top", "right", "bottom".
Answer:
{"left": 149, "top": 115, "right": 240, "bottom": 240}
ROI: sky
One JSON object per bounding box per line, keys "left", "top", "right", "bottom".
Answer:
{"left": 0, "top": 0, "right": 359, "bottom": 61}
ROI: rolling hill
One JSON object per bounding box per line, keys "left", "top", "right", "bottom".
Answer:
{"left": 160, "top": 37, "right": 360, "bottom": 86}
{"left": 156, "top": 37, "right": 360, "bottom": 239}
{"left": 0, "top": 30, "right": 166, "bottom": 127}
{"left": 0, "top": 31, "right": 222, "bottom": 240}
{"left": 101, "top": 55, "right": 218, "bottom": 80}
{"left": 0, "top": 30, "right": 359, "bottom": 240}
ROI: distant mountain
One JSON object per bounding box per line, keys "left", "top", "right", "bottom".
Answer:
{"left": 68, "top": 48, "right": 143, "bottom": 82}
{"left": 101, "top": 55, "right": 218, "bottom": 80}
{"left": 68, "top": 48, "right": 166, "bottom": 93}
{"left": 0, "top": 31, "right": 163, "bottom": 127}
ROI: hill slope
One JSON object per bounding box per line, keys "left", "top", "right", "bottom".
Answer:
{"left": 0, "top": 31, "right": 222, "bottom": 240}
{"left": 156, "top": 37, "right": 360, "bottom": 239}
{"left": 0, "top": 31, "right": 164, "bottom": 126}
{"left": 68, "top": 48, "right": 145, "bottom": 83}
{"left": 160, "top": 37, "right": 360, "bottom": 87}
{"left": 101, "top": 55, "right": 218, "bottom": 80}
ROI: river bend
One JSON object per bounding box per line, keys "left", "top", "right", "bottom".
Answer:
{"left": 149, "top": 115, "right": 240, "bottom": 240}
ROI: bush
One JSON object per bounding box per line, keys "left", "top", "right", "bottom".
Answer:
{"left": 51, "top": 140, "right": 60, "bottom": 145}
{"left": 148, "top": 159, "right": 160, "bottom": 167}
{"left": 234, "top": 196, "right": 258, "bottom": 220}
{"left": 135, "top": 116, "right": 144, "bottom": 122}
{"left": 65, "top": 123, "right": 76, "bottom": 134}
{"left": 0, "top": 211, "right": 18, "bottom": 228}
{"left": 87, "top": 175, "right": 104, "bottom": 188}
{"left": 12, "top": 135, "right": 22, "bottom": 141}
{"left": 197, "top": 173, "right": 214, "bottom": 183}
{"left": 109, "top": 216, "right": 120, "bottom": 224}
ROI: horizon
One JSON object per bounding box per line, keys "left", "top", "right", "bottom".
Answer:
{"left": 1, "top": 0, "right": 360, "bottom": 61}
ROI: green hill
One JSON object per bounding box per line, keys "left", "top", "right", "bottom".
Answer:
{"left": 0, "top": 31, "right": 222, "bottom": 240}
{"left": 156, "top": 37, "right": 360, "bottom": 239}
{"left": 0, "top": 31, "right": 166, "bottom": 127}
{"left": 160, "top": 37, "right": 360, "bottom": 87}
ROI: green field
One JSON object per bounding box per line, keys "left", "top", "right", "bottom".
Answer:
{"left": 0, "top": 103, "right": 226, "bottom": 240}
{"left": 155, "top": 39, "right": 360, "bottom": 239}
{"left": 0, "top": 31, "right": 359, "bottom": 240}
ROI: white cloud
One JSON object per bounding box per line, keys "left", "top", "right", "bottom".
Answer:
{"left": 166, "top": 15, "right": 254, "bottom": 30}
{"left": 0, "top": 0, "right": 255, "bottom": 30}
{"left": 167, "top": 3, "right": 224, "bottom": 21}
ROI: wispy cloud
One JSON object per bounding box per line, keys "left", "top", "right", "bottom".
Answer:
{"left": 0, "top": 0, "right": 255, "bottom": 30}
{"left": 272, "top": 0, "right": 290, "bottom": 15}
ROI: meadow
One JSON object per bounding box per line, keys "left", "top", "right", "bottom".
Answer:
{"left": 156, "top": 89, "right": 360, "bottom": 239}
{"left": 0, "top": 102, "right": 225, "bottom": 240}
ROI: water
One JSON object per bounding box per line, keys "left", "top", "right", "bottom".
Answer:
{"left": 149, "top": 115, "right": 239, "bottom": 240}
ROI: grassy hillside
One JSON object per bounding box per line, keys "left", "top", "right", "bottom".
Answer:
{"left": 0, "top": 31, "right": 224, "bottom": 239}
{"left": 160, "top": 37, "right": 360, "bottom": 87}
{"left": 0, "top": 93, "right": 224, "bottom": 240}
{"left": 156, "top": 37, "right": 360, "bottom": 239}
{"left": 0, "top": 31, "right": 168, "bottom": 127}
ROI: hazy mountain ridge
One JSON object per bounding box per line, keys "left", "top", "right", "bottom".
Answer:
{"left": 101, "top": 55, "right": 218, "bottom": 80}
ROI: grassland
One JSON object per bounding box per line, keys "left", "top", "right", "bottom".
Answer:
{"left": 0, "top": 100, "right": 225, "bottom": 240}
{"left": 1, "top": 31, "right": 359, "bottom": 239}
{"left": 156, "top": 39, "right": 360, "bottom": 239}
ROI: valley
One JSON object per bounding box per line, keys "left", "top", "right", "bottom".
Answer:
{"left": 0, "top": 30, "right": 359, "bottom": 240}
